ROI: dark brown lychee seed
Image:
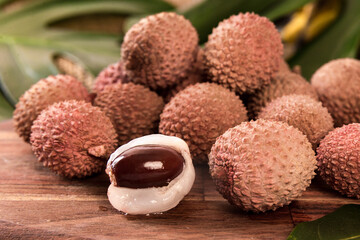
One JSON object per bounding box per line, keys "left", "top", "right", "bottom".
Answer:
{"left": 110, "top": 145, "right": 184, "bottom": 188}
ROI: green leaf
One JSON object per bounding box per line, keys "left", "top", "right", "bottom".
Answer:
{"left": 287, "top": 204, "right": 360, "bottom": 240}
{"left": 264, "top": 0, "right": 314, "bottom": 21}
{"left": 288, "top": 0, "right": 360, "bottom": 80}
{"left": 0, "top": 0, "right": 174, "bottom": 106}
{"left": 0, "top": 92, "right": 13, "bottom": 121}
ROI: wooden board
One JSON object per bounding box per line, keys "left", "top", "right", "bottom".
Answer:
{"left": 0, "top": 119, "right": 358, "bottom": 240}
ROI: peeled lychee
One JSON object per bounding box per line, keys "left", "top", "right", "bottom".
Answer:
{"left": 317, "top": 123, "right": 360, "bottom": 199}
{"left": 121, "top": 12, "right": 199, "bottom": 90}
{"left": 258, "top": 94, "right": 334, "bottom": 149}
{"left": 311, "top": 58, "right": 360, "bottom": 127}
{"left": 30, "top": 100, "right": 118, "bottom": 178}
{"left": 245, "top": 71, "right": 318, "bottom": 119}
{"left": 92, "top": 61, "right": 128, "bottom": 93}
{"left": 94, "top": 83, "right": 164, "bottom": 145}
{"left": 159, "top": 82, "right": 248, "bottom": 164}
{"left": 13, "top": 75, "right": 91, "bottom": 142}
{"left": 209, "top": 119, "right": 317, "bottom": 212}
{"left": 204, "top": 12, "right": 283, "bottom": 94}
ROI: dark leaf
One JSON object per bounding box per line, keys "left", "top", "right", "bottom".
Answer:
{"left": 287, "top": 204, "right": 360, "bottom": 240}
{"left": 288, "top": 0, "right": 360, "bottom": 79}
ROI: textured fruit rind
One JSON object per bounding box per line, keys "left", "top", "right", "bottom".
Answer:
{"left": 245, "top": 71, "right": 318, "bottom": 119}
{"left": 159, "top": 48, "right": 205, "bottom": 103}
{"left": 13, "top": 75, "right": 91, "bottom": 143}
{"left": 258, "top": 94, "right": 333, "bottom": 149}
{"left": 316, "top": 123, "right": 360, "bottom": 199}
{"left": 121, "top": 12, "right": 199, "bottom": 90}
{"left": 92, "top": 61, "right": 128, "bottom": 93}
{"left": 204, "top": 12, "right": 283, "bottom": 94}
{"left": 311, "top": 58, "right": 360, "bottom": 127}
{"left": 94, "top": 83, "right": 164, "bottom": 145}
{"left": 30, "top": 100, "right": 118, "bottom": 178}
{"left": 209, "top": 119, "right": 317, "bottom": 212}
{"left": 159, "top": 82, "right": 248, "bottom": 164}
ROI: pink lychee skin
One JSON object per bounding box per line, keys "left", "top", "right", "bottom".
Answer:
{"left": 311, "top": 58, "right": 360, "bottom": 127}
{"left": 204, "top": 12, "right": 283, "bottom": 94}
{"left": 316, "top": 123, "right": 360, "bottom": 199}
{"left": 209, "top": 119, "right": 317, "bottom": 212}
{"left": 13, "top": 74, "right": 91, "bottom": 143}
{"left": 92, "top": 61, "right": 128, "bottom": 93}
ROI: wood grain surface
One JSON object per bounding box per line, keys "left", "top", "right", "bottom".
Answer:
{"left": 0, "top": 119, "right": 358, "bottom": 240}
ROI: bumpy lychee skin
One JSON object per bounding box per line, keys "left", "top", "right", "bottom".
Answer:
{"left": 121, "top": 12, "right": 199, "bottom": 90}
{"left": 94, "top": 83, "right": 164, "bottom": 145}
{"left": 92, "top": 61, "right": 128, "bottom": 93}
{"left": 245, "top": 71, "right": 318, "bottom": 119}
{"left": 204, "top": 12, "right": 283, "bottom": 94}
{"left": 258, "top": 94, "right": 334, "bottom": 149}
{"left": 209, "top": 119, "right": 317, "bottom": 212}
{"left": 159, "top": 83, "right": 248, "bottom": 164}
{"left": 311, "top": 58, "right": 360, "bottom": 127}
{"left": 13, "top": 75, "right": 91, "bottom": 143}
{"left": 160, "top": 48, "right": 205, "bottom": 103}
{"left": 317, "top": 123, "right": 360, "bottom": 199}
{"left": 30, "top": 100, "right": 118, "bottom": 179}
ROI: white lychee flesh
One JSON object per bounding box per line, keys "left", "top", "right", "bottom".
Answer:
{"left": 106, "top": 134, "right": 195, "bottom": 215}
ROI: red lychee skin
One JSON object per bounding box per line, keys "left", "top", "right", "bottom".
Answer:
{"left": 316, "top": 123, "right": 360, "bottom": 199}
{"left": 121, "top": 12, "right": 199, "bottom": 90}
{"left": 209, "top": 119, "right": 317, "bottom": 212}
{"left": 204, "top": 12, "right": 283, "bottom": 94}
{"left": 245, "top": 71, "right": 318, "bottom": 119}
{"left": 159, "top": 82, "right": 248, "bottom": 164}
{"left": 30, "top": 100, "right": 118, "bottom": 179}
{"left": 311, "top": 58, "right": 360, "bottom": 127}
{"left": 159, "top": 48, "right": 206, "bottom": 103}
{"left": 258, "top": 94, "right": 334, "bottom": 149}
{"left": 94, "top": 83, "right": 164, "bottom": 145}
{"left": 13, "top": 75, "right": 91, "bottom": 143}
{"left": 92, "top": 61, "right": 128, "bottom": 93}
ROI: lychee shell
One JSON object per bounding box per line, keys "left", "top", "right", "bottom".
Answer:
{"left": 92, "top": 61, "right": 128, "bottom": 93}
{"left": 311, "top": 58, "right": 360, "bottom": 127}
{"left": 245, "top": 71, "right": 318, "bottom": 119}
{"left": 121, "top": 12, "right": 199, "bottom": 90}
{"left": 258, "top": 94, "right": 334, "bottom": 149}
{"left": 13, "top": 75, "right": 91, "bottom": 142}
{"left": 209, "top": 119, "right": 317, "bottom": 212}
{"left": 159, "top": 82, "right": 248, "bottom": 164}
{"left": 94, "top": 83, "right": 164, "bottom": 145}
{"left": 30, "top": 100, "right": 118, "bottom": 178}
{"left": 316, "top": 123, "right": 360, "bottom": 199}
{"left": 204, "top": 12, "right": 283, "bottom": 94}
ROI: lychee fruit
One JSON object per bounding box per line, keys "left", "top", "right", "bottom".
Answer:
{"left": 30, "top": 100, "right": 118, "bottom": 178}
{"left": 209, "top": 119, "right": 317, "bottom": 212}
{"left": 92, "top": 61, "right": 128, "bottom": 93}
{"left": 94, "top": 83, "right": 164, "bottom": 145}
{"left": 159, "top": 82, "right": 248, "bottom": 164}
{"left": 311, "top": 58, "right": 360, "bottom": 127}
{"left": 204, "top": 12, "right": 283, "bottom": 94}
{"left": 13, "top": 74, "right": 91, "bottom": 142}
{"left": 245, "top": 71, "right": 318, "bottom": 119}
{"left": 258, "top": 94, "right": 334, "bottom": 149}
{"left": 121, "top": 12, "right": 199, "bottom": 91}
{"left": 316, "top": 123, "right": 360, "bottom": 199}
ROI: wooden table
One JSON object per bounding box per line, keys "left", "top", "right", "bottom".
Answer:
{"left": 0, "top": 120, "right": 358, "bottom": 239}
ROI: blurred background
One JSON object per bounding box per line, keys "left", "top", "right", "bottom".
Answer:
{"left": 0, "top": 0, "right": 359, "bottom": 121}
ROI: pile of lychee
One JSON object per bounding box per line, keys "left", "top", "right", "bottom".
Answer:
{"left": 13, "top": 11, "right": 360, "bottom": 213}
